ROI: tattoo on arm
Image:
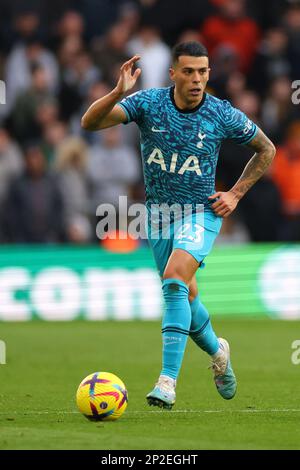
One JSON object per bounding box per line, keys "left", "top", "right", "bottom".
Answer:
{"left": 230, "top": 128, "right": 276, "bottom": 200}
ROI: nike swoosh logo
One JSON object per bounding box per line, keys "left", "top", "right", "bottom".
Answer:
{"left": 151, "top": 126, "right": 167, "bottom": 133}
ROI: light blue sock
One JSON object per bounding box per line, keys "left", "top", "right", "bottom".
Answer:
{"left": 160, "top": 278, "right": 191, "bottom": 380}
{"left": 189, "top": 296, "right": 219, "bottom": 355}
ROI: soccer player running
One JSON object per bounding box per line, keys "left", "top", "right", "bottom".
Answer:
{"left": 82, "top": 42, "right": 276, "bottom": 409}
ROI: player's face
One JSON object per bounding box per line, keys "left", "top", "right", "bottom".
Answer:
{"left": 170, "top": 55, "right": 210, "bottom": 107}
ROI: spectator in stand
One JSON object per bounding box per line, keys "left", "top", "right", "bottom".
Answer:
{"left": 58, "top": 48, "right": 101, "bottom": 122}
{"left": 91, "top": 22, "right": 131, "bottom": 87}
{"left": 4, "top": 33, "right": 59, "bottom": 116}
{"left": 118, "top": 1, "right": 141, "bottom": 37}
{"left": 246, "top": 0, "right": 289, "bottom": 30}
{"left": 249, "top": 28, "right": 290, "bottom": 97}
{"left": 57, "top": 34, "right": 84, "bottom": 72}
{"left": 55, "top": 136, "right": 92, "bottom": 243}
{"left": 87, "top": 126, "right": 141, "bottom": 219}
{"left": 56, "top": 35, "right": 85, "bottom": 121}
{"left": 271, "top": 121, "right": 300, "bottom": 240}
{"left": 135, "top": 0, "right": 212, "bottom": 45}
{"left": 233, "top": 90, "right": 261, "bottom": 123}
{"left": 50, "top": 10, "right": 85, "bottom": 53}
{"left": 4, "top": 143, "right": 64, "bottom": 242}
{"left": 201, "top": 0, "right": 261, "bottom": 73}
{"left": 41, "top": 120, "right": 68, "bottom": 166}
{"left": 0, "top": 128, "right": 23, "bottom": 240}
{"left": 7, "top": 64, "right": 56, "bottom": 144}
{"left": 77, "top": 0, "right": 128, "bottom": 41}
{"left": 261, "top": 75, "right": 300, "bottom": 144}
{"left": 224, "top": 71, "right": 246, "bottom": 102}
{"left": 70, "top": 50, "right": 101, "bottom": 98}
{"left": 283, "top": 3, "right": 300, "bottom": 80}
{"left": 35, "top": 99, "right": 60, "bottom": 136}
{"left": 208, "top": 43, "right": 239, "bottom": 96}
{"left": 127, "top": 23, "right": 171, "bottom": 89}
{"left": 0, "top": 1, "right": 79, "bottom": 53}
{"left": 1, "top": 7, "right": 41, "bottom": 54}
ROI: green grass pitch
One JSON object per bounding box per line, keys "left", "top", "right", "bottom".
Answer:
{"left": 0, "top": 319, "right": 300, "bottom": 450}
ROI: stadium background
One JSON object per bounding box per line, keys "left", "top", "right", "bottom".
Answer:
{"left": 0, "top": 0, "right": 300, "bottom": 320}
{"left": 1, "top": 0, "right": 300, "bottom": 452}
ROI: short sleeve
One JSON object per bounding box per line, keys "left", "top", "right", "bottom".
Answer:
{"left": 222, "top": 100, "right": 258, "bottom": 145}
{"left": 118, "top": 90, "right": 151, "bottom": 125}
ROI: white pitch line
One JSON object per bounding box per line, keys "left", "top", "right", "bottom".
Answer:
{"left": 1, "top": 409, "right": 300, "bottom": 416}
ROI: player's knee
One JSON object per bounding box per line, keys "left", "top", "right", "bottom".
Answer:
{"left": 188, "top": 277, "right": 198, "bottom": 303}
{"left": 162, "top": 278, "right": 189, "bottom": 301}
{"left": 188, "top": 292, "right": 197, "bottom": 303}
{"left": 188, "top": 285, "right": 198, "bottom": 303}
{"left": 162, "top": 267, "right": 185, "bottom": 283}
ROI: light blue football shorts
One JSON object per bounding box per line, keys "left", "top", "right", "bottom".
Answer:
{"left": 147, "top": 208, "right": 222, "bottom": 277}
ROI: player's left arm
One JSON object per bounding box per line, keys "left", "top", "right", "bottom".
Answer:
{"left": 209, "top": 128, "right": 276, "bottom": 218}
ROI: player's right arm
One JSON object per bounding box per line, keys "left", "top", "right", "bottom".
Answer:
{"left": 81, "top": 55, "right": 141, "bottom": 131}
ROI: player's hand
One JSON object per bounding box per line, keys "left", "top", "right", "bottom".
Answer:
{"left": 114, "top": 55, "right": 141, "bottom": 95}
{"left": 208, "top": 191, "right": 239, "bottom": 218}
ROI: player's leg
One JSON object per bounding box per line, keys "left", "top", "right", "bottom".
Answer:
{"left": 189, "top": 275, "right": 219, "bottom": 355}
{"left": 161, "top": 249, "right": 198, "bottom": 377}
{"left": 147, "top": 248, "right": 197, "bottom": 409}
{"left": 181, "top": 210, "right": 236, "bottom": 400}
{"left": 147, "top": 210, "right": 236, "bottom": 407}
{"left": 189, "top": 276, "right": 237, "bottom": 400}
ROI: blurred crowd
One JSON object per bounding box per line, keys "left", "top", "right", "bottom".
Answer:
{"left": 0, "top": 0, "right": 300, "bottom": 245}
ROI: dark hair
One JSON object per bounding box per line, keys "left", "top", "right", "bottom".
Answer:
{"left": 172, "top": 41, "right": 208, "bottom": 64}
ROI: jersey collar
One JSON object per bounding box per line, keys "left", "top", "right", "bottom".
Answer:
{"left": 170, "top": 86, "right": 206, "bottom": 114}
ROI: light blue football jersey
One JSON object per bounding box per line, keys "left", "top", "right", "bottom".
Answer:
{"left": 119, "top": 87, "right": 258, "bottom": 209}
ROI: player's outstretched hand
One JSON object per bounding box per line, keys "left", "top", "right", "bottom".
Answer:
{"left": 115, "top": 55, "right": 141, "bottom": 95}
{"left": 208, "top": 191, "right": 239, "bottom": 218}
